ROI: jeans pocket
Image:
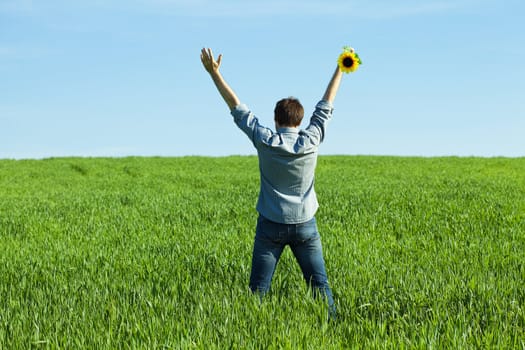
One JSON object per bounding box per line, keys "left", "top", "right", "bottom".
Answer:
{"left": 295, "top": 219, "right": 319, "bottom": 242}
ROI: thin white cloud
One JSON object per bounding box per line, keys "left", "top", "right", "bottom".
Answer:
{"left": 0, "top": 45, "right": 53, "bottom": 60}
{"left": 0, "top": 0, "right": 487, "bottom": 19}
{"left": 133, "top": 0, "right": 480, "bottom": 19}
{"left": 0, "top": 0, "right": 34, "bottom": 14}
{"left": 0, "top": 46, "right": 16, "bottom": 57}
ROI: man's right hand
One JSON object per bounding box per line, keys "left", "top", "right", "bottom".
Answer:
{"left": 201, "top": 48, "right": 223, "bottom": 75}
{"left": 200, "top": 47, "right": 240, "bottom": 111}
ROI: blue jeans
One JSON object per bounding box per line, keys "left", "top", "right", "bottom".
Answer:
{"left": 249, "top": 215, "right": 335, "bottom": 314}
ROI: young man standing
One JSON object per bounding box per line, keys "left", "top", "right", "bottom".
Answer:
{"left": 200, "top": 48, "right": 343, "bottom": 317}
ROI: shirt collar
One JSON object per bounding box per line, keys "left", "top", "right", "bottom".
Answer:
{"left": 276, "top": 126, "right": 299, "bottom": 134}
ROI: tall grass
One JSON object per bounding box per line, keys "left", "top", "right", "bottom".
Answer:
{"left": 1, "top": 156, "right": 524, "bottom": 348}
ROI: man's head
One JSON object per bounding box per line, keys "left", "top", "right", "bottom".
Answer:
{"left": 274, "top": 97, "right": 304, "bottom": 128}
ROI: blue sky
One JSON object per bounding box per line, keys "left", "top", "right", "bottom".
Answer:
{"left": 1, "top": 0, "right": 524, "bottom": 159}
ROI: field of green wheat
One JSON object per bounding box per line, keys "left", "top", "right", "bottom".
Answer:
{"left": 1, "top": 156, "right": 524, "bottom": 349}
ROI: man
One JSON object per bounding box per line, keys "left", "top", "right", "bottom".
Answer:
{"left": 200, "top": 48, "right": 343, "bottom": 317}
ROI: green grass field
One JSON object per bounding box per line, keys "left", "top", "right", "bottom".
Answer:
{"left": 1, "top": 156, "right": 524, "bottom": 349}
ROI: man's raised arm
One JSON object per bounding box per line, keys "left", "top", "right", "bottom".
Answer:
{"left": 322, "top": 66, "right": 343, "bottom": 104}
{"left": 200, "top": 48, "right": 240, "bottom": 111}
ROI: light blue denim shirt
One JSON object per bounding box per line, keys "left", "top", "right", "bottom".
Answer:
{"left": 231, "top": 100, "right": 334, "bottom": 224}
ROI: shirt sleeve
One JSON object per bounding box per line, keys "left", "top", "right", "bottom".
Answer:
{"left": 231, "top": 104, "right": 273, "bottom": 148}
{"left": 304, "top": 100, "right": 334, "bottom": 144}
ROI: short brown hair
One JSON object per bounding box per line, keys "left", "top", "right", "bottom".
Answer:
{"left": 274, "top": 97, "right": 304, "bottom": 127}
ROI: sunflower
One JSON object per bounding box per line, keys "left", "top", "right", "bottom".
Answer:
{"left": 338, "top": 46, "right": 362, "bottom": 73}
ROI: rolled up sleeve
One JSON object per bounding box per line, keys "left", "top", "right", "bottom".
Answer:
{"left": 304, "top": 100, "right": 334, "bottom": 144}
{"left": 231, "top": 103, "right": 273, "bottom": 147}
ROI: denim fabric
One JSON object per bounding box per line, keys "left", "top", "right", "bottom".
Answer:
{"left": 249, "top": 215, "right": 335, "bottom": 314}
{"left": 231, "top": 100, "right": 333, "bottom": 224}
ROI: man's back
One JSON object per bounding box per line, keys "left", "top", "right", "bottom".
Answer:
{"left": 231, "top": 101, "right": 333, "bottom": 223}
